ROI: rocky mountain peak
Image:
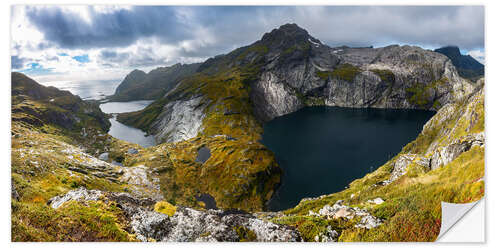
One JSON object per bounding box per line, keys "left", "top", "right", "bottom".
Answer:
{"left": 260, "top": 23, "right": 318, "bottom": 50}
{"left": 434, "top": 45, "right": 484, "bottom": 81}
{"left": 435, "top": 46, "right": 462, "bottom": 59}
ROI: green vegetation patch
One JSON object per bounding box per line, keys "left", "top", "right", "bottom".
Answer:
{"left": 316, "top": 64, "right": 361, "bottom": 83}
{"left": 405, "top": 77, "right": 449, "bottom": 109}
{"left": 234, "top": 226, "right": 257, "bottom": 242}
{"left": 370, "top": 69, "right": 396, "bottom": 83}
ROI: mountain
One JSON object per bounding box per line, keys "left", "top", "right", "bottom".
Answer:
{"left": 118, "top": 23, "right": 475, "bottom": 143}
{"left": 11, "top": 24, "right": 484, "bottom": 242}
{"left": 11, "top": 72, "right": 110, "bottom": 133}
{"left": 434, "top": 46, "right": 484, "bottom": 81}
{"left": 109, "top": 63, "right": 201, "bottom": 102}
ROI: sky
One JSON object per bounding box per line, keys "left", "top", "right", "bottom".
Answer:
{"left": 10, "top": 5, "right": 485, "bottom": 83}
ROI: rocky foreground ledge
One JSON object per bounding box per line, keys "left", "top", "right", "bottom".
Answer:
{"left": 48, "top": 187, "right": 301, "bottom": 242}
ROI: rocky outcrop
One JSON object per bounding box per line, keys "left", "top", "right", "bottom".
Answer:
{"left": 430, "top": 132, "right": 484, "bottom": 170}
{"left": 309, "top": 200, "right": 383, "bottom": 230}
{"left": 150, "top": 96, "right": 208, "bottom": 143}
{"left": 383, "top": 154, "right": 430, "bottom": 185}
{"left": 48, "top": 188, "right": 301, "bottom": 242}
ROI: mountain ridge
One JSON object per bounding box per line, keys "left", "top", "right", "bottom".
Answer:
{"left": 434, "top": 45, "right": 484, "bottom": 81}
{"left": 109, "top": 62, "right": 201, "bottom": 102}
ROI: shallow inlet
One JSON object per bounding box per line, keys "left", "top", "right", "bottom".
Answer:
{"left": 99, "top": 100, "right": 156, "bottom": 148}
{"left": 261, "top": 106, "right": 435, "bottom": 211}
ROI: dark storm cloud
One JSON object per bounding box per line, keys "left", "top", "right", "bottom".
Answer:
{"left": 99, "top": 50, "right": 130, "bottom": 63}
{"left": 25, "top": 6, "right": 193, "bottom": 49}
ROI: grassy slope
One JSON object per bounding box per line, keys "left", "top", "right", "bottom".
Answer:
{"left": 11, "top": 73, "right": 142, "bottom": 241}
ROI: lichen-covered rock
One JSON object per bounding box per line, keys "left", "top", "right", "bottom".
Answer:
{"left": 430, "top": 132, "right": 484, "bottom": 170}
{"left": 310, "top": 200, "right": 383, "bottom": 229}
{"left": 47, "top": 187, "right": 103, "bottom": 209}
{"left": 47, "top": 188, "right": 301, "bottom": 242}
{"left": 120, "top": 164, "right": 163, "bottom": 200}
{"left": 314, "top": 226, "right": 338, "bottom": 242}
{"left": 367, "top": 198, "right": 385, "bottom": 205}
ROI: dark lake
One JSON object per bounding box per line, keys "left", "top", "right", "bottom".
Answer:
{"left": 261, "top": 106, "right": 435, "bottom": 211}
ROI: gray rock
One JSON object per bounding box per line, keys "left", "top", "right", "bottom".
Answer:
{"left": 367, "top": 198, "right": 385, "bottom": 205}
{"left": 314, "top": 226, "right": 339, "bottom": 242}
{"left": 98, "top": 152, "right": 109, "bottom": 161}
{"left": 47, "top": 187, "right": 103, "bottom": 209}
{"left": 310, "top": 200, "right": 383, "bottom": 229}
{"left": 127, "top": 148, "right": 139, "bottom": 154}
{"left": 11, "top": 182, "right": 19, "bottom": 201}
{"left": 150, "top": 96, "right": 208, "bottom": 143}
{"left": 430, "top": 132, "right": 484, "bottom": 170}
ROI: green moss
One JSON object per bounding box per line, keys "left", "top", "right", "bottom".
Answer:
{"left": 234, "top": 226, "right": 257, "bottom": 242}
{"left": 154, "top": 201, "right": 177, "bottom": 216}
{"left": 332, "top": 64, "right": 361, "bottom": 82}
{"left": 370, "top": 69, "right": 396, "bottom": 83}
{"left": 316, "top": 64, "right": 361, "bottom": 83}
{"left": 126, "top": 135, "right": 281, "bottom": 212}
{"left": 11, "top": 200, "right": 133, "bottom": 242}
{"left": 405, "top": 77, "right": 449, "bottom": 109}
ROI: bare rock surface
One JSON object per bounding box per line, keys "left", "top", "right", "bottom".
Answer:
{"left": 150, "top": 96, "right": 208, "bottom": 143}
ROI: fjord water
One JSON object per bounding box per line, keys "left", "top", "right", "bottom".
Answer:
{"left": 262, "top": 106, "right": 435, "bottom": 211}
{"left": 99, "top": 100, "right": 156, "bottom": 148}
{"left": 41, "top": 79, "right": 121, "bottom": 100}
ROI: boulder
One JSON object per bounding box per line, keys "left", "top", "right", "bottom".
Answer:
{"left": 98, "top": 152, "right": 109, "bottom": 161}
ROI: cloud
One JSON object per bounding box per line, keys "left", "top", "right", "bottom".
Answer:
{"left": 24, "top": 6, "right": 194, "bottom": 49}
{"left": 19, "top": 62, "right": 55, "bottom": 75}
{"left": 11, "top": 5, "right": 485, "bottom": 82}
{"left": 11, "top": 55, "right": 27, "bottom": 69}
{"left": 468, "top": 50, "right": 485, "bottom": 64}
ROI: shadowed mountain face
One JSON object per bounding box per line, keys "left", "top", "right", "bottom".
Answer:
{"left": 110, "top": 63, "right": 201, "bottom": 102}
{"left": 434, "top": 46, "right": 484, "bottom": 81}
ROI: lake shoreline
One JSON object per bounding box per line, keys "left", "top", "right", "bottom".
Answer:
{"left": 99, "top": 100, "right": 156, "bottom": 148}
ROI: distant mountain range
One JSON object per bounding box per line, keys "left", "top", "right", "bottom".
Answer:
{"left": 434, "top": 46, "right": 484, "bottom": 81}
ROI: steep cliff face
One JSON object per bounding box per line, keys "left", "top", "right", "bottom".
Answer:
{"left": 249, "top": 25, "right": 474, "bottom": 121}
{"left": 149, "top": 96, "right": 208, "bottom": 143}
